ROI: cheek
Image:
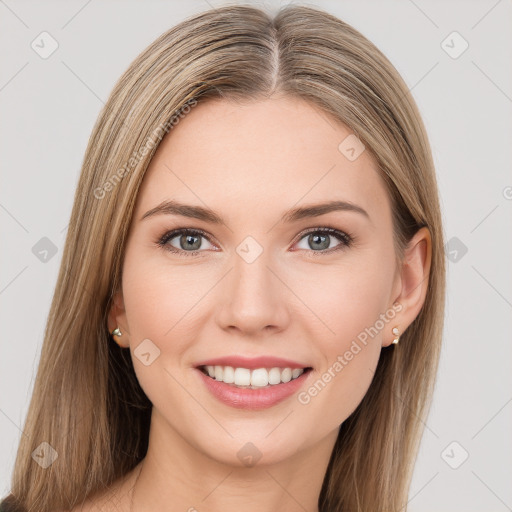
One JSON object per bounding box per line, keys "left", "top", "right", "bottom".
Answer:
{"left": 296, "top": 255, "right": 392, "bottom": 348}
{"left": 295, "top": 259, "right": 392, "bottom": 423}
{"left": 121, "top": 253, "right": 209, "bottom": 348}
{"left": 120, "top": 256, "right": 208, "bottom": 416}
{"left": 120, "top": 253, "right": 221, "bottom": 403}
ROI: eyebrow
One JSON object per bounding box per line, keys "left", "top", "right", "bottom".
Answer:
{"left": 140, "top": 199, "right": 370, "bottom": 224}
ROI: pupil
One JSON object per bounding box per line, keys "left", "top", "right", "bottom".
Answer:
{"left": 182, "top": 234, "right": 200, "bottom": 250}
{"left": 310, "top": 233, "right": 328, "bottom": 250}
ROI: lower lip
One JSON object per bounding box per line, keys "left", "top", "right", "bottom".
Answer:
{"left": 195, "top": 368, "right": 312, "bottom": 410}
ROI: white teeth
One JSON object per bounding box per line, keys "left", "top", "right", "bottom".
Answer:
{"left": 223, "top": 365, "right": 235, "bottom": 384}
{"left": 291, "top": 368, "right": 302, "bottom": 379}
{"left": 268, "top": 367, "right": 281, "bottom": 385}
{"left": 234, "top": 367, "right": 251, "bottom": 386}
{"left": 202, "top": 365, "right": 307, "bottom": 387}
{"left": 250, "top": 368, "right": 269, "bottom": 387}
{"left": 281, "top": 368, "right": 292, "bottom": 383}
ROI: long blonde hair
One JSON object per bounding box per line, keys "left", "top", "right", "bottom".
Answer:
{"left": 2, "top": 4, "right": 445, "bottom": 511}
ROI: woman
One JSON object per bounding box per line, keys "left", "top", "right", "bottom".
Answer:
{"left": 1, "top": 4, "right": 445, "bottom": 511}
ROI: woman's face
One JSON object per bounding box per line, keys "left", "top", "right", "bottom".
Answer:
{"left": 112, "top": 95, "right": 405, "bottom": 467}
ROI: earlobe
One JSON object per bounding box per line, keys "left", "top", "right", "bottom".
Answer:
{"left": 385, "top": 227, "right": 432, "bottom": 347}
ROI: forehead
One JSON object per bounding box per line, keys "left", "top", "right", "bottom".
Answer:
{"left": 133, "top": 96, "right": 391, "bottom": 229}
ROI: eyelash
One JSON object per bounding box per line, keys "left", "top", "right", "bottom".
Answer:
{"left": 155, "top": 226, "right": 354, "bottom": 257}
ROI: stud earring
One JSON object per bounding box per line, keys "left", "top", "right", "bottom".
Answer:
{"left": 111, "top": 327, "right": 123, "bottom": 346}
{"left": 392, "top": 327, "right": 400, "bottom": 345}
{"left": 111, "top": 327, "right": 122, "bottom": 337}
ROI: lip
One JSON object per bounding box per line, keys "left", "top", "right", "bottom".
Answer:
{"left": 194, "top": 355, "right": 311, "bottom": 370}
{"left": 195, "top": 366, "right": 313, "bottom": 410}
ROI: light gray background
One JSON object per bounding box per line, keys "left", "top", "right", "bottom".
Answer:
{"left": 1, "top": 1, "right": 511, "bottom": 510}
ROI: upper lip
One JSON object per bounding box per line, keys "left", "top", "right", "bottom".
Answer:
{"left": 194, "top": 355, "right": 312, "bottom": 370}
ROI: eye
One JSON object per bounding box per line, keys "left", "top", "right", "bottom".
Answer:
{"left": 293, "top": 227, "right": 353, "bottom": 254}
{"left": 157, "top": 228, "right": 215, "bottom": 256}
{"left": 156, "top": 226, "right": 354, "bottom": 257}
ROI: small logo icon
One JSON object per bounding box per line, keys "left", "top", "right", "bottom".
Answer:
{"left": 444, "top": 237, "right": 468, "bottom": 263}
{"left": 236, "top": 236, "right": 264, "bottom": 264}
{"left": 441, "top": 31, "right": 469, "bottom": 59}
{"left": 134, "top": 338, "right": 161, "bottom": 366}
{"left": 31, "top": 31, "right": 59, "bottom": 59}
{"left": 441, "top": 441, "right": 469, "bottom": 469}
{"left": 32, "top": 237, "right": 58, "bottom": 263}
{"left": 31, "top": 442, "right": 58, "bottom": 468}
{"left": 237, "top": 442, "right": 262, "bottom": 467}
{"left": 338, "top": 134, "right": 365, "bottom": 161}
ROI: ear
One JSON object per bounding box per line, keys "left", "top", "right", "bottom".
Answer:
{"left": 107, "top": 288, "right": 130, "bottom": 348}
{"left": 383, "top": 226, "right": 432, "bottom": 347}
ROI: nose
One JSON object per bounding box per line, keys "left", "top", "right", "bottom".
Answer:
{"left": 215, "top": 249, "right": 290, "bottom": 337}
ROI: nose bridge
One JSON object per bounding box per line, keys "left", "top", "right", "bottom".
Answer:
{"left": 216, "top": 240, "right": 288, "bottom": 333}
{"left": 233, "top": 245, "right": 273, "bottom": 298}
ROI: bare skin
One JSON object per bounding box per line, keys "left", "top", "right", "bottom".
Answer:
{"left": 72, "top": 95, "right": 431, "bottom": 511}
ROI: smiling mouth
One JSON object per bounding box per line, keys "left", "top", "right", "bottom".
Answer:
{"left": 198, "top": 365, "right": 313, "bottom": 389}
